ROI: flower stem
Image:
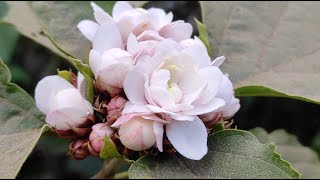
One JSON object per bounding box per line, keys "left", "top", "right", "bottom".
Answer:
{"left": 113, "top": 171, "right": 129, "bottom": 179}
{"left": 91, "top": 158, "right": 125, "bottom": 179}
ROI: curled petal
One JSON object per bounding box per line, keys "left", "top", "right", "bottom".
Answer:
{"left": 166, "top": 116, "right": 208, "bottom": 160}
{"left": 153, "top": 121, "right": 164, "bottom": 152}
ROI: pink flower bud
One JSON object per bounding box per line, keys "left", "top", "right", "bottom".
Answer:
{"left": 69, "top": 139, "right": 90, "bottom": 160}
{"left": 107, "top": 96, "right": 127, "bottom": 124}
{"left": 118, "top": 116, "right": 156, "bottom": 151}
{"left": 89, "top": 123, "right": 114, "bottom": 155}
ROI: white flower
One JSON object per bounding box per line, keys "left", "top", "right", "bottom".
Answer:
{"left": 77, "top": 1, "right": 192, "bottom": 47}
{"left": 116, "top": 39, "right": 229, "bottom": 160}
{"left": 35, "top": 75, "right": 93, "bottom": 130}
{"left": 89, "top": 48, "right": 134, "bottom": 96}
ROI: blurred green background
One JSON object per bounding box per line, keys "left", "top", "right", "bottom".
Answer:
{"left": 0, "top": 1, "right": 319, "bottom": 178}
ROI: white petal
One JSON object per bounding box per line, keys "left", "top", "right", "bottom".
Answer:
{"left": 137, "top": 30, "right": 164, "bottom": 41}
{"left": 216, "top": 75, "right": 234, "bottom": 107}
{"left": 159, "top": 21, "right": 192, "bottom": 41}
{"left": 94, "top": 11, "right": 113, "bottom": 24}
{"left": 77, "top": 20, "right": 99, "bottom": 42}
{"left": 123, "top": 68, "right": 148, "bottom": 105}
{"left": 89, "top": 49, "right": 101, "bottom": 74}
{"left": 96, "top": 61, "right": 133, "bottom": 88}
{"left": 93, "top": 21, "right": 124, "bottom": 54}
{"left": 166, "top": 117, "right": 208, "bottom": 160}
{"left": 146, "top": 105, "right": 194, "bottom": 121}
{"left": 35, "top": 75, "right": 74, "bottom": 114}
{"left": 46, "top": 107, "right": 88, "bottom": 131}
{"left": 182, "top": 98, "right": 225, "bottom": 116}
{"left": 143, "top": 74, "right": 156, "bottom": 106}
{"left": 50, "top": 88, "right": 93, "bottom": 114}
{"left": 153, "top": 121, "right": 164, "bottom": 152}
{"left": 211, "top": 56, "right": 225, "bottom": 67}
{"left": 112, "top": 1, "right": 133, "bottom": 20}
{"left": 223, "top": 97, "right": 240, "bottom": 119}
{"left": 193, "top": 66, "right": 224, "bottom": 105}
{"left": 150, "top": 69, "right": 170, "bottom": 89}
{"left": 149, "top": 86, "right": 175, "bottom": 108}
{"left": 181, "top": 38, "right": 211, "bottom": 68}
{"left": 90, "top": 2, "right": 105, "bottom": 12}
{"left": 122, "top": 102, "right": 151, "bottom": 114}
{"left": 77, "top": 72, "right": 86, "bottom": 99}
{"left": 127, "top": 33, "right": 140, "bottom": 55}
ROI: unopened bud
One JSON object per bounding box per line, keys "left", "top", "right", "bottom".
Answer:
{"left": 107, "top": 96, "right": 127, "bottom": 124}
{"left": 119, "top": 116, "right": 156, "bottom": 151}
{"left": 69, "top": 139, "right": 90, "bottom": 160}
{"left": 89, "top": 123, "right": 114, "bottom": 155}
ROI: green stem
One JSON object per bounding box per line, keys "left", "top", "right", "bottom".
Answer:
{"left": 91, "top": 158, "right": 125, "bottom": 179}
{"left": 113, "top": 171, "right": 129, "bottom": 179}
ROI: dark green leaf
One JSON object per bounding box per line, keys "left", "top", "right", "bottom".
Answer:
{"left": 0, "top": 57, "right": 46, "bottom": 178}
{"left": 100, "top": 136, "right": 121, "bottom": 159}
{"left": 195, "top": 18, "right": 212, "bottom": 57}
{"left": 200, "top": 1, "right": 320, "bottom": 104}
{"left": 129, "top": 129, "right": 300, "bottom": 179}
{"left": 250, "top": 127, "right": 320, "bottom": 178}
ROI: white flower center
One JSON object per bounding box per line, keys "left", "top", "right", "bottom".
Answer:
{"left": 167, "top": 82, "right": 182, "bottom": 103}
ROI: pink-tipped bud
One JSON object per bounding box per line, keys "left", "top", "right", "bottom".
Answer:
{"left": 69, "top": 139, "right": 90, "bottom": 160}
{"left": 89, "top": 123, "right": 114, "bottom": 155}
{"left": 107, "top": 96, "right": 127, "bottom": 124}
{"left": 118, "top": 116, "right": 156, "bottom": 151}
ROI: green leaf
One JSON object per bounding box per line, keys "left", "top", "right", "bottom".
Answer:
{"left": 250, "top": 127, "right": 320, "bottom": 178}
{"left": 200, "top": 1, "right": 320, "bottom": 104}
{"left": 194, "top": 18, "right": 212, "bottom": 57}
{"left": 28, "top": 1, "right": 115, "bottom": 61}
{"left": 100, "top": 136, "right": 121, "bottom": 159}
{"left": 57, "top": 70, "right": 73, "bottom": 83}
{"left": 0, "top": 57, "right": 46, "bottom": 178}
{"left": 0, "top": 23, "right": 19, "bottom": 63}
{"left": 129, "top": 129, "right": 300, "bottom": 179}
{"left": 1, "top": 2, "right": 69, "bottom": 61}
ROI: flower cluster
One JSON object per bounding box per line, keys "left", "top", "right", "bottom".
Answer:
{"left": 35, "top": 1, "right": 240, "bottom": 160}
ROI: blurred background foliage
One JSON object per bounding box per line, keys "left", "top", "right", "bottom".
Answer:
{"left": 0, "top": 1, "right": 319, "bottom": 178}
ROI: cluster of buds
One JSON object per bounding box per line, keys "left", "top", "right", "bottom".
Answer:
{"left": 35, "top": 1, "right": 240, "bottom": 161}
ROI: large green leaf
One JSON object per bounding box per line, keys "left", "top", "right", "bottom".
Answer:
{"left": 28, "top": 1, "right": 115, "bottom": 61}
{"left": 0, "top": 24, "right": 19, "bottom": 64}
{"left": 129, "top": 129, "right": 300, "bottom": 179}
{"left": 1, "top": 2, "right": 69, "bottom": 61}
{"left": 200, "top": 1, "right": 320, "bottom": 104}
{"left": 250, "top": 127, "right": 320, "bottom": 179}
{"left": 0, "top": 58, "right": 46, "bottom": 178}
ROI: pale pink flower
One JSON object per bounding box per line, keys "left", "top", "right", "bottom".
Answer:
{"left": 112, "top": 113, "right": 166, "bottom": 151}
{"left": 89, "top": 48, "right": 134, "bottom": 96}
{"left": 118, "top": 39, "right": 229, "bottom": 160}
{"left": 35, "top": 75, "right": 93, "bottom": 131}
{"left": 77, "top": 1, "right": 192, "bottom": 47}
